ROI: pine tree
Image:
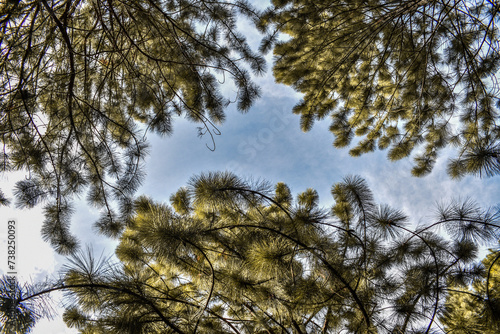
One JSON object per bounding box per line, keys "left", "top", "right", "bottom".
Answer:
{"left": 260, "top": 0, "right": 500, "bottom": 178}
{"left": 2, "top": 172, "right": 499, "bottom": 333}
{"left": 0, "top": 0, "right": 264, "bottom": 253}
{"left": 440, "top": 248, "right": 500, "bottom": 334}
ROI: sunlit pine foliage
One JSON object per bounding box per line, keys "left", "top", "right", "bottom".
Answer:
{"left": 0, "top": 0, "right": 264, "bottom": 253}
{"left": 1, "top": 172, "right": 499, "bottom": 333}
{"left": 260, "top": 0, "right": 500, "bottom": 178}
{"left": 441, "top": 247, "right": 500, "bottom": 333}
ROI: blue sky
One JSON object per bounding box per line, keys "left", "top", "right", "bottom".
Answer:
{"left": 1, "top": 2, "right": 500, "bottom": 332}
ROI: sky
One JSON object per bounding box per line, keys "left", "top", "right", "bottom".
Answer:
{"left": 1, "top": 2, "right": 500, "bottom": 333}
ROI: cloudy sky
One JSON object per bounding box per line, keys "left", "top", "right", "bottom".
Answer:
{"left": 1, "top": 3, "right": 500, "bottom": 333}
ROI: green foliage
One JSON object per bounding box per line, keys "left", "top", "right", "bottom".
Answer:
{"left": 0, "top": 276, "right": 55, "bottom": 334}
{"left": 0, "top": 189, "right": 9, "bottom": 206}
{"left": 262, "top": 0, "right": 500, "bottom": 178}
{"left": 0, "top": 0, "right": 264, "bottom": 253}
{"left": 441, "top": 248, "right": 500, "bottom": 334}
{"left": 2, "top": 172, "right": 499, "bottom": 333}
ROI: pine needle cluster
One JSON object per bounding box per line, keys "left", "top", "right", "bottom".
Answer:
{"left": 261, "top": 0, "right": 500, "bottom": 178}
{"left": 2, "top": 172, "right": 499, "bottom": 333}
{"left": 0, "top": 0, "right": 264, "bottom": 253}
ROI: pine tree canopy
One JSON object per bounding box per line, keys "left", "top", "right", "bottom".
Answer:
{"left": 261, "top": 0, "right": 500, "bottom": 178}
{"left": 0, "top": 0, "right": 264, "bottom": 253}
{"left": 2, "top": 172, "right": 499, "bottom": 333}
{"left": 441, "top": 247, "right": 500, "bottom": 334}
